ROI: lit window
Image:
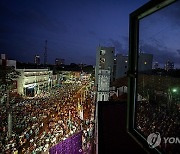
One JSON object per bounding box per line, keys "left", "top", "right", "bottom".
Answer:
{"left": 144, "top": 61, "right": 147, "bottom": 65}
{"left": 100, "top": 50, "right": 106, "bottom": 55}
{"left": 125, "top": 60, "right": 128, "bottom": 63}
{"left": 100, "top": 58, "right": 105, "bottom": 63}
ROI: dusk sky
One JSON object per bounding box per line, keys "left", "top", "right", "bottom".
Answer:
{"left": 0, "top": 0, "right": 149, "bottom": 65}
{"left": 0, "top": 0, "right": 179, "bottom": 67}
{"left": 139, "top": 0, "right": 180, "bottom": 68}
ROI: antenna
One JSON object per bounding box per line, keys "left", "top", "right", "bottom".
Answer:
{"left": 44, "top": 40, "right": 47, "bottom": 66}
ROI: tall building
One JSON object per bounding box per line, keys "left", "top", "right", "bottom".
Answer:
{"left": 164, "top": 60, "right": 174, "bottom": 71}
{"left": 95, "top": 46, "right": 115, "bottom": 86}
{"left": 115, "top": 53, "right": 153, "bottom": 79}
{"left": 55, "top": 58, "right": 65, "bottom": 66}
{"left": 34, "top": 55, "right": 40, "bottom": 65}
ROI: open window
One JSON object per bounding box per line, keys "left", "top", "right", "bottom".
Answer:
{"left": 127, "top": 0, "right": 180, "bottom": 153}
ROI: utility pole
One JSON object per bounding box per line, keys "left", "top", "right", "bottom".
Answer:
{"left": 44, "top": 40, "right": 48, "bottom": 67}
{"left": 7, "top": 89, "right": 12, "bottom": 138}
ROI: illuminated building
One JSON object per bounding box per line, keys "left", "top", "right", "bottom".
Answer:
{"left": 164, "top": 60, "right": 174, "bottom": 71}
{"left": 95, "top": 46, "right": 115, "bottom": 86}
{"left": 16, "top": 69, "right": 53, "bottom": 97}
{"left": 115, "top": 53, "right": 153, "bottom": 79}
{"left": 55, "top": 58, "right": 65, "bottom": 65}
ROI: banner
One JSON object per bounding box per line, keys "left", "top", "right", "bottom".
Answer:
{"left": 49, "top": 131, "right": 83, "bottom": 154}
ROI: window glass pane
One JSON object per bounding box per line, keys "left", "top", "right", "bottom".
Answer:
{"left": 136, "top": 1, "right": 180, "bottom": 153}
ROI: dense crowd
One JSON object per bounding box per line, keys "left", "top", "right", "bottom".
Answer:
{"left": 136, "top": 100, "right": 180, "bottom": 153}
{"left": 0, "top": 82, "right": 95, "bottom": 153}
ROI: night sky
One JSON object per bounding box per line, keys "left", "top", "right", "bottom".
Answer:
{"left": 0, "top": 0, "right": 179, "bottom": 67}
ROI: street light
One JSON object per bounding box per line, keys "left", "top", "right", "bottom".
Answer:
{"left": 171, "top": 87, "right": 179, "bottom": 109}
{"left": 172, "top": 88, "right": 177, "bottom": 93}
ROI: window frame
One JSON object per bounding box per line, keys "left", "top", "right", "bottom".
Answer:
{"left": 127, "top": 0, "right": 177, "bottom": 153}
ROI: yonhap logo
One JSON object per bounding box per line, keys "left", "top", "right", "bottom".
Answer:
{"left": 147, "top": 132, "right": 161, "bottom": 148}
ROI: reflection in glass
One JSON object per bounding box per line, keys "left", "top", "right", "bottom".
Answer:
{"left": 136, "top": 1, "right": 180, "bottom": 153}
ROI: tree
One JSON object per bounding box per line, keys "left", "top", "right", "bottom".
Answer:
{"left": 0, "top": 65, "right": 20, "bottom": 138}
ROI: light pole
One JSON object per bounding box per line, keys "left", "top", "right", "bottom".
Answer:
{"left": 172, "top": 88, "right": 178, "bottom": 108}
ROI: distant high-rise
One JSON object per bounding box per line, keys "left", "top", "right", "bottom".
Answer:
{"left": 34, "top": 55, "right": 40, "bottom": 65}
{"left": 164, "top": 60, "right": 174, "bottom": 71}
{"left": 55, "top": 58, "right": 65, "bottom": 66}
{"left": 154, "top": 62, "right": 159, "bottom": 69}
{"left": 95, "top": 46, "right": 115, "bottom": 86}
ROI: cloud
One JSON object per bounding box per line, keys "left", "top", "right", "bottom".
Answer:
{"left": 108, "top": 38, "right": 128, "bottom": 54}
{"left": 88, "top": 30, "right": 97, "bottom": 36}
{"left": 141, "top": 43, "right": 180, "bottom": 65}
{"left": 0, "top": 2, "right": 69, "bottom": 35}
{"left": 145, "top": 1, "right": 180, "bottom": 28}
{"left": 162, "top": 1, "right": 180, "bottom": 27}
{"left": 177, "top": 49, "right": 180, "bottom": 55}
{"left": 0, "top": 25, "right": 13, "bottom": 34}
{"left": 16, "top": 9, "right": 68, "bottom": 34}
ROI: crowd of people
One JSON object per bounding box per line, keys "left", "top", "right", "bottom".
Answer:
{"left": 0, "top": 81, "right": 95, "bottom": 154}
{"left": 136, "top": 100, "right": 180, "bottom": 153}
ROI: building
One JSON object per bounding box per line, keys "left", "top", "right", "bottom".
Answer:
{"left": 34, "top": 55, "right": 40, "bottom": 65}
{"left": 114, "top": 53, "right": 153, "bottom": 79}
{"left": 16, "top": 69, "right": 53, "bottom": 97}
{"left": 0, "top": 54, "right": 16, "bottom": 69}
{"left": 138, "top": 53, "right": 153, "bottom": 72}
{"left": 115, "top": 54, "right": 128, "bottom": 79}
{"left": 164, "top": 60, "right": 174, "bottom": 71}
{"left": 153, "top": 62, "right": 159, "bottom": 69}
{"left": 96, "top": 69, "right": 110, "bottom": 101}
{"left": 95, "top": 46, "right": 153, "bottom": 101}
{"left": 55, "top": 58, "right": 65, "bottom": 66}
{"left": 95, "top": 46, "right": 115, "bottom": 86}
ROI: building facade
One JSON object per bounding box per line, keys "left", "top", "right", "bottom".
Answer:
{"left": 115, "top": 54, "right": 128, "bottom": 79}
{"left": 95, "top": 46, "right": 115, "bottom": 86}
{"left": 115, "top": 53, "right": 153, "bottom": 78}
{"left": 96, "top": 69, "right": 110, "bottom": 101}
{"left": 16, "top": 69, "right": 53, "bottom": 97}
{"left": 0, "top": 54, "right": 16, "bottom": 69}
